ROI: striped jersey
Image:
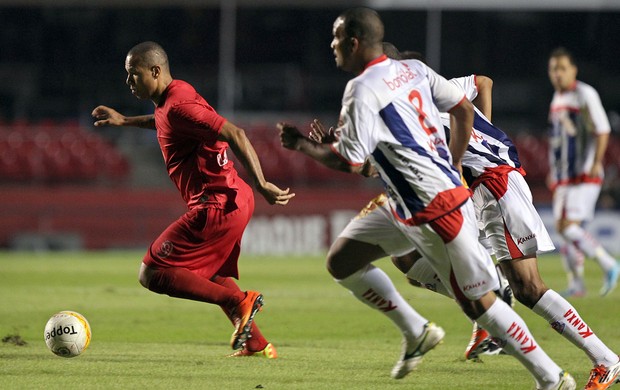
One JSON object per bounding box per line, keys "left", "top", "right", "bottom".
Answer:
{"left": 548, "top": 80, "right": 610, "bottom": 186}
{"left": 330, "top": 55, "right": 470, "bottom": 225}
{"left": 440, "top": 75, "right": 521, "bottom": 186}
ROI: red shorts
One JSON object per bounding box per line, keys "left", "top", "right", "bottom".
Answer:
{"left": 143, "top": 188, "right": 254, "bottom": 280}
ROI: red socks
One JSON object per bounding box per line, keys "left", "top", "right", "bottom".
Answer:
{"left": 146, "top": 268, "right": 268, "bottom": 352}
{"left": 212, "top": 275, "right": 269, "bottom": 352}
{"left": 147, "top": 267, "right": 245, "bottom": 307}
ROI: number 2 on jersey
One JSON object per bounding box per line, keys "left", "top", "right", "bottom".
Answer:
{"left": 408, "top": 89, "right": 438, "bottom": 137}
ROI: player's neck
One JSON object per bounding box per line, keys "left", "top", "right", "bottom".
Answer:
{"left": 151, "top": 76, "right": 174, "bottom": 105}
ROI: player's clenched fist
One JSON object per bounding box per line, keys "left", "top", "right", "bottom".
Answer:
{"left": 92, "top": 105, "right": 125, "bottom": 127}
{"left": 277, "top": 122, "right": 304, "bottom": 150}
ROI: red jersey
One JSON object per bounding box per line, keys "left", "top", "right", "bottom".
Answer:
{"left": 154, "top": 79, "right": 249, "bottom": 210}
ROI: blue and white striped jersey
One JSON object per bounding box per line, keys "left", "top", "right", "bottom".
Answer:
{"left": 440, "top": 75, "right": 521, "bottom": 186}
{"left": 548, "top": 80, "right": 610, "bottom": 186}
{"left": 330, "top": 55, "right": 470, "bottom": 225}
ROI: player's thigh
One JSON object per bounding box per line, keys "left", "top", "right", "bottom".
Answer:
{"left": 337, "top": 194, "right": 415, "bottom": 257}
{"left": 407, "top": 201, "right": 498, "bottom": 301}
{"left": 475, "top": 172, "right": 554, "bottom": 261}
{"left": 327, "top": 237, "right": 387, "bottom": 279}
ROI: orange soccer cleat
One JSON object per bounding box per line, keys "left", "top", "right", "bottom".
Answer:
{"left": 228, "top": 342, "right": 278, "bottom": 359}
{"left": 230, "top": 291, "right": 264, "bottom": 350}
{"left": 584, "top": 359, "right": 620, "bottom": 390}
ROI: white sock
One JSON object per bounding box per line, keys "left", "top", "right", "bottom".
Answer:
{"left": 563, "top": 224, "right": 618, "bottom": 271}
{"left": 476, "top": 298, "right": 562, "bottom": 389}
{"left": 532, "top": 290, "right": 618, "bottom": 367}
{"left": 337, "top": 264, "right": 427, "bottom": 340}
{"left": 406, "top": 256, "right": 452, "bottom": 299}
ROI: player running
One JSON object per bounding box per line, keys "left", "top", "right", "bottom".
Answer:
{"left": 547, "top": 47, "right": 620, "bottom": 298}
{"left": 341, "top": 43, "right": 620, "bottom": 389}
{"left": 92, "top": 41, "right": 293, "bottom": 358}
{"left": 279, "top": 8, "right": 575, "bottom": 389}
{"left": 396, "top": 70, "right": 619, "bottom": 389}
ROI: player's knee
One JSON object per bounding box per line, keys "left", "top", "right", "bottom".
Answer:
{"left": 456, "top": 299, "right": 485, "bottom": 320}
{"left": 138, "top": 269, "right": 150, "bottom": 289}
{"left": 391, "top": 251, "right": 420, "bottom": 274}
{"left": 138, "top": 263, "right": 156, "bottom": 291}
{"left": 326, "top": 251, "right": 350, "bottom": 279}
{"left": 556, "top": 219, "right": 578, "bottom": 236}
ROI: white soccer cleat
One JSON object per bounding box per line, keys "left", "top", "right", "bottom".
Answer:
{"left": 391, "top": 322, "right": 445, "bottom": 379}
{"left": 538, "top": 371, "right": 576, "bottom": 390}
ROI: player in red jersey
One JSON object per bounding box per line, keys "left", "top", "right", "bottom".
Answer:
{"left": 92, "top": 41, "right": 293, "bottom": 358}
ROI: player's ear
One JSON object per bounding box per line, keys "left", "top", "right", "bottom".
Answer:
{"left": 349, "top": 37, "right": 359, "bottom": 52}
{"left": 151, "top": 65, "right": 161, "bottom": 79}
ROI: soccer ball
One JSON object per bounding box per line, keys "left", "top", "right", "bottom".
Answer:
{"left": 44, "top": 311, "right": 91, "bottom": 358}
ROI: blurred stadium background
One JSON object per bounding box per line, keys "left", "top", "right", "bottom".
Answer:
{"left": 1, "top": 0, "right": 620, "bottom": 254}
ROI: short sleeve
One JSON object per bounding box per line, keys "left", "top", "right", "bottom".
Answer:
{"left": 168, "top": 102, "right": 227, "bottom": 141}
{"left": 330, "top": 82, "right": 375, "bottom": 166}
{"left": 582, "top": 86, "right": 611, "bottom": 135}
{"left": 449, "top": 75, "right": 478, "bottom": 102}
{"left": 425, "top": 65, "right": 467, "bottom": 112}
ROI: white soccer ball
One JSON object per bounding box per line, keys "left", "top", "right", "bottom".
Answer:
{"left": 44, "top": 311, "right": 91, "bottom": 358}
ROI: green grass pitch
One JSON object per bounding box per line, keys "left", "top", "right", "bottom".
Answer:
{"left": 0, "top": 251, "right": 618, "bottom": 389}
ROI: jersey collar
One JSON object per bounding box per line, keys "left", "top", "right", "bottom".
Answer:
{"left": 364, "top": 54, "right": 388, "bottom": 71}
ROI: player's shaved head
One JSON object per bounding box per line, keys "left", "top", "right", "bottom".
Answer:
{"left": 338, "top": 7, "right": 384, "bottom": 46}
{"left": 127, "top": 41, "right": 169, "bottom": 70}
{"left": 124, "top": 41, "right": 173, "bottom": 103}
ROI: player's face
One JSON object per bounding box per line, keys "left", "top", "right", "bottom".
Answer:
{"left": 125, "top": 55, "right": 158, "bottom": 100}
{"left": 548, "top": 55, "right": 577, "bottom": 92}
{"left": 331, "top": 17, "right": 354, "bottom": 72}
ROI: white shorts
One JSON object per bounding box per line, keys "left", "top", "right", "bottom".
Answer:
{"left": 552, "top": 183, "right": 601, "bottom": 222}
{"left": 472, "top": 170, "right": 554, "bottom": 261}
{"left": 339, "top": 195, "right": 498, "bottom": 300}
{"left": 338, "top": 194, "right": 416, "bottom": 257}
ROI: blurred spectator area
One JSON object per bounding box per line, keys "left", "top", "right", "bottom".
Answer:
{"left": 2, "top": 119, "right": 620, "bottom": 193}
{"left": 2, "top": 119, "right": 620, "bottom": 191}
{"left": 1, "top": 119, "right": 619, "bottom": 250}
{"left": 0, "top": 120, "right": 129, "bottom": 184}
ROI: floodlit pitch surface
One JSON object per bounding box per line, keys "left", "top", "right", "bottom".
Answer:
{"left": 1, "top": 251, "right": 618, "bottom": 389}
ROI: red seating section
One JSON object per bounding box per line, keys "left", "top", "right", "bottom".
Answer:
{"left": 241, "top": 124, "right": 366, "bottom": 187}
{"left": 1, "top": 119, "right": 617, "bottom": 193}
{"left": 0, "top": 120, "right": 129, "bottom": 183}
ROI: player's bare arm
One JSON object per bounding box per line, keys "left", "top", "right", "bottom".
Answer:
{"left": 590, "top": 132, "right": 609, "bottom": 177}
{"left": 278, "top": 122, "right": 361, "bottom": 174}
{"left": 447, "top": 99, "right": 474, "bottom": 173}
{"left": 92, "top": 105, "right": 156, "bottom": 130}
{"left": 219, "top": 121, "right": 295, "bottom": 206}
{"left": 473, "top": 75, "right": 493, "bottom": 121}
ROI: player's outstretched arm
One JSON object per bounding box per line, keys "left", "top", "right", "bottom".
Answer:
{"left": 92, "top": 105, "right": 156, "bottom": 130}
{"left": 447, "top": 98, "right": 474, "bottom": 173}
{"left": 278, "top": 122, "right": 358, "bottom": 174}
{"left": 219, "top": 121, "right": 295, "bottom": 206}
{"left": 473, "top": 75, "right": 493, "bottom": 121}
